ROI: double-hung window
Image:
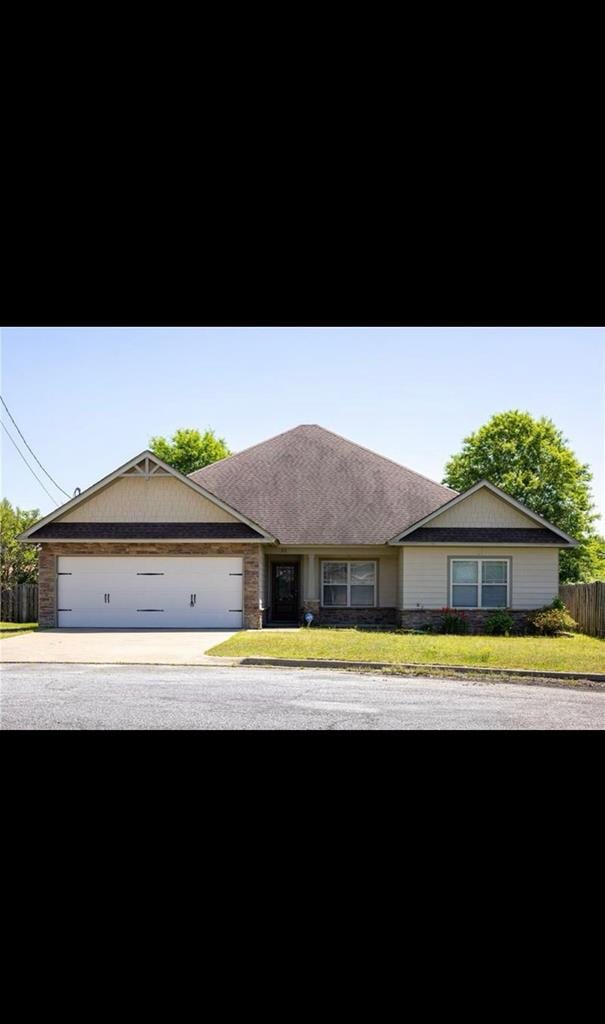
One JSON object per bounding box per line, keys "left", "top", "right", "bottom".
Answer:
{"left": 451, "top": 558, "right": 510, "bottom": 609}
{"left": 322, "top": 561, "right": 377, "bottom": 607}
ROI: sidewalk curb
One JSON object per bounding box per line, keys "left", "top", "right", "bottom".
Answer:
{"left": 236, "top": 656, "right": 605, "bottom": 685}
{"left": 3, "top": 655, "right": 604, "bottom": 688}
{"left": 1, "top": 656, "right": 243, "bottom": 668}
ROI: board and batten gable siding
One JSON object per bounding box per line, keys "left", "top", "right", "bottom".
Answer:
{"left": 402, "top": 546, "right": 560, "bottom": 610}
{"left": 428, "top": 488, "right": 538, "bottom": 528}
{"left": 58, "top": 477, "right": 239, "bottom": 524}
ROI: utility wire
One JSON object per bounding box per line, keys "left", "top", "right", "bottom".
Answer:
{"left": 1, "top": 420, "right": 61, "bottom": 507}
{"left": 0, "top": 394, "right": 71, "bottom": 498}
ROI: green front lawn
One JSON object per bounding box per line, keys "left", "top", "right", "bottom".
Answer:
{"left": 208, "top": 628, "right": 605, "bottom": 675}
{"left": 0, "top": 622, "right": 38, "bottom": 639}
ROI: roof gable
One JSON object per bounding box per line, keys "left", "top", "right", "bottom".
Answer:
{"left": 190, "top": 425, "right": 457, "bottom": 545}
{"left": 389, "top": 480, "right": 578, "bottom": 545}
{"left": 422, "top": 486, "right": 538, "bottom": 529}
{"left": 19, "top": 451, "right": 277, "bottom": 542}
{"left": 58, "top": 476, "right": 240, "bottom": 524}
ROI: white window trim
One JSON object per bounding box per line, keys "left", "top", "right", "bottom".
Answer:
{"left": 450, "top": 557, "right": 511, "bottom": 610}
{"left": 321, "top": 560, "right": 377, "bottom": 608}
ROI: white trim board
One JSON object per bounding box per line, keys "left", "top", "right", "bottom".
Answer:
{"left": 18, "top": 450, "right": 278, "bottom": 544}
{"left": 388, "top": 480, "right": 578, "bottom": 546}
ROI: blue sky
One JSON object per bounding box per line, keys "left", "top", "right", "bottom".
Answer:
{"left": 1, "top": 326, "right": 604, "bottom": 528}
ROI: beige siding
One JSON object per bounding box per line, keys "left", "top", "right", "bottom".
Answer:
{"left": 430, "top": 489, "right": 538, "bottom": 528}
{"left": 270, "top": 546, "right": 399, "bottom": 606}
{"left": 59, "top": 477, "right": 239, "bottom": 523}
{"left": 402, "top": 546, "right": 559, "bottom": 610}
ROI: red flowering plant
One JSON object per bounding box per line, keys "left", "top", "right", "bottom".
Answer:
{"left": 439, "top": 607, "right": 468, "bottom": 634}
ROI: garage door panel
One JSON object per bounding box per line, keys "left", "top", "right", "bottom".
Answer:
{"left": 59, "top": 574, "right": 141, "bottom": 610}
{"left": 57, "top": 556, "right": 244, "bottom": 628}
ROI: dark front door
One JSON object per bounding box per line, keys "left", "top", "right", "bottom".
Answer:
{"left": 271, "top": 563, "right": 299, "bottom": 622}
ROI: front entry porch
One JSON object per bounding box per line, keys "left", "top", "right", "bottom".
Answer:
{"left": 263, "top": 548, "right": 402, "bottom": 628}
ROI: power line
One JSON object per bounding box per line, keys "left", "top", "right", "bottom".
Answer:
{"left": 0, "top": 394, "right": 71, "bottom": 499}
{"left": 1, "top": 420, "right": 61, "bottom": 507}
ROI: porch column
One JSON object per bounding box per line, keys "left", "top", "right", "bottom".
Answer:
{"left": 398, "top": 547, "right": 404, "bottom": 627}
{"left": 304, "top": 553, "right": 321, "bottom": 622}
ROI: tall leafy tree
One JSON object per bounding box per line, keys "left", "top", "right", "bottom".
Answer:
{"left": 442, "top": 411, "right": 603, "bottom": 583}
{"left": 574, "top": 533, "right": 605, "bottom": 583}
{"left": 149, "top": 428, "right": 231, "bottom": 476}
{"left": 0, "top": 499, "right": 40, "bottom": 590}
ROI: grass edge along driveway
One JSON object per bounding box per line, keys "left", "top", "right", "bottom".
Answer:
{"left": 0, "top": 622, "right": 38, "bottom": 640}
{"left": 207, "top": 628, "right": 605, "bottom": 675}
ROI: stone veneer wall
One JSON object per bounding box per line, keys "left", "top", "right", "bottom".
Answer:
{"left": 399, "top": 609, "right": 532, "bottom": 634}
{"left": 38, "top": 543, "right": 264, "bottom": 629}
{"left": 302, "top": 604, "right": 398, "bottom": 627}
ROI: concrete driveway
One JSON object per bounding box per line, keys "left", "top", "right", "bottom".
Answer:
{"left": 0, "top": 629, "right": 237, "bottom": 665}
{"left": 2, "top": 663, "right": 604, "bottom": 729}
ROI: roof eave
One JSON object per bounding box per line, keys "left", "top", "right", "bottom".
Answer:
{"left": 396, "top": 541, "right": 578, "bottom": 548}
{"left": 21, "top": 536, "right": 271, "bottom": 544}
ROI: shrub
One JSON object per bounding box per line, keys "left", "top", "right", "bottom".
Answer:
{"left": 528, "top": 607, "right": 578, "bottom": 637}
{"left": 439, "top": 608, "right": 468, "bottom": 635}
{"left": 484, "top": 610, "right": 515, "bottom": 636}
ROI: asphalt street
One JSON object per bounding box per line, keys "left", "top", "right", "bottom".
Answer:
{"left": 2, "top": 663, "right": 604, "bottom": 729}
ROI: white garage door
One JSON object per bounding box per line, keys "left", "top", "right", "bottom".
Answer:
{"left": 57, "top": 556, "right": 244, "bottom": 628}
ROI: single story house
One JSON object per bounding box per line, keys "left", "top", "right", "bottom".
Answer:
{"left": 19, "top": 424, "right": 577, "bottom": 631}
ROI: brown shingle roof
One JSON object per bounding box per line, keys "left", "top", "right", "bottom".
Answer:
{"left": 29, "top": 523, "right": 264, "bottom": 540}
{"left": 402, "top": 527, "right": 566, "bottom": 545}
{"left": 190, "top": 425, "right": 457, "bottom": 545}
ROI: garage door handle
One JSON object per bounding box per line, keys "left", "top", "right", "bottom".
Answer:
{"left": 190, "top": 593, "right": 197, "bottom": 607}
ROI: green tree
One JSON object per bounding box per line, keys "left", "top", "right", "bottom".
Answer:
{"left": 0, "top": 499, "right": 41, "bottom": 591}
{"left": 442, "top": 411, "right": 602, "bottom": 584}
{"left": 149, "top": 428, "right": 231, "bottom": 476}
{"left": 568, "top": 533, "right": 605, "bottom": 583}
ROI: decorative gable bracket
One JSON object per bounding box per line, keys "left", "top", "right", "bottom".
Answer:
{"left": 121, "top": 456, "right": 173, "bottom": 479}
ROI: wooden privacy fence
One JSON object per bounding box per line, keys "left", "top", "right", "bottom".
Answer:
{"left": 560, "top": 582, "right": 605, "bottom": 638}
{"left": 0, "top": 584, "right": 38, "bottom": 623}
